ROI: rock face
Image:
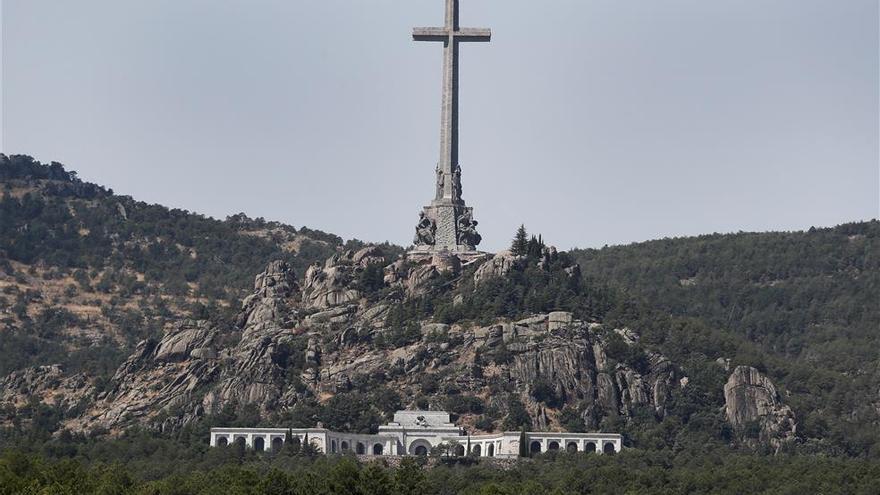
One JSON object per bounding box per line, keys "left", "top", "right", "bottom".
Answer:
{"left": 506, "top": 331, "right": 676, "bottom": 428}
{"left": 548, "top": 311, "right": 574, "bottom": 331}
{"left": 465, "top": 314, "right": 678, "bottom": 429}
{"left": 302, "top": 253, "right": 363, "bottom": 309}
{"left": 203, "top": 260, "right": 304, "bottom": 415}
{"left": 70, "top": 320, "right": 221, "bottom": 432}
{"left": 154, "top": 320, "right": 217, "bottom": 362}
{"left": 240, "top": 259, "right": 299, "bottom": 327}
{"left": 723, "top": 366, "right": 797, "bottom": 450}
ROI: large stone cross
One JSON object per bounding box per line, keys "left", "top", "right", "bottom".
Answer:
{"left": 413, "top": 0, "right": 490, "bottom": 203}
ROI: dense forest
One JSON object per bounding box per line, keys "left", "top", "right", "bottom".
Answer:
{"left": 1, "top": 156, "right": 879, "bottom": 493}
{"left": 571, "top": 222, "right": 880, "bottom": 456}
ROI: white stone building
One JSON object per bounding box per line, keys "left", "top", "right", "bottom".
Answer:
{"left": 210, "top": 410, "right": 622, "bottom": 458}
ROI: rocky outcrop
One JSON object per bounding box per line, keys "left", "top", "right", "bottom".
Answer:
{"left": 239, "top": 260, "right": 299, "bottom": 327}
{"left": 723, "top": 366, "right": 797, "bottom": 450}
{"left": 474, "top": 251, "right": 522, "bottom": 286}
{"left": 154, "top": 320, "right": 217, "bottom": 362}
{"left": 37, "top": 250, "right": 682, "bottom": 438}
{"left": 473, "top": 316, "right": 678, "bottom": 430}
{"left": 351, "top": 246, "right": 386, "bottom": 267}
{"left": 384, "top": 253, "right": 469, "bottom": 297}
{"left": 403, "top": 263, "right": 440, "bottom": 297}
{"left": 71, "top": 320, "right": 221, "bottom": 432}
{"left": 302, "top": 253, "right": 363, "bottom": 310}
{"left": 203, "top": 261, "right": 303, "bottom": 414}
{"left": 70, "top": 261, "right": 302, "bottom": 431}
{"left": 548, "top": 311, "right": 573, "bottom": 331}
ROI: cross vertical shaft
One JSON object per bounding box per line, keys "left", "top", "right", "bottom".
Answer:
{"left": 414, "top": 0, "right": 490, "bottom": 204}
{"left": 411, "top": 0, "right": 489, "bottom": 253}
{"left": 439, "top": 0, "right": 458, "bottom": 200}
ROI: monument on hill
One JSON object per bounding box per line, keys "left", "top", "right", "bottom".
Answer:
{"left": 411, "top": 0, "right": 489, "bottom": 255}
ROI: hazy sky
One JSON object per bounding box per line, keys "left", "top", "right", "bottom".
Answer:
{"left": 2, "top": 0, "right": 878, "bottom": 251}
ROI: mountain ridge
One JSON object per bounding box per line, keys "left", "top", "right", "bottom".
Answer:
{"left": 1, "top": 154, "right": 878, "bottom": 458}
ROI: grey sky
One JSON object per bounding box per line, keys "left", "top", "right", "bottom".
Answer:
{"left": 2, "top": 0, "right": 878, "bottom": 251}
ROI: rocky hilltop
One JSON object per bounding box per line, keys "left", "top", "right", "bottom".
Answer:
{"left": 0, "top": 245, "right": 796, "bottom": 450}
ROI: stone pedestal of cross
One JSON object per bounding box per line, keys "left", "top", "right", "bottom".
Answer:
{"left": 411, "top": 0, "right": 489, "bottom": 254}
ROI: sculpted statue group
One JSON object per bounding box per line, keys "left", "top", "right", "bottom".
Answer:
{"left": 456, "top": 211, "right": 481, "bottom": 247}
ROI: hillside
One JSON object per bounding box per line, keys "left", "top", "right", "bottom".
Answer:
{"left": 0, "top": 154, "right": 390, "bottom": 380}
{"left": 0, "top": 154, "right": 878, "bottom": 465}
{"left": 572, "top": 222, "right": 880, "bottom": 455}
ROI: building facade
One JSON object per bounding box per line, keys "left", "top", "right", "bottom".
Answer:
{"left": 210, "top": 410, "right": 622, "bottom": 458}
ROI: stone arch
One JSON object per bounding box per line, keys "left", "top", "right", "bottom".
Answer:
{"left": 472, "top": 444, "right": 481, "bottom": 457}
{"left": 341, "top": 441, "right": 350, "bottom": 451}
{"left": 253, "top": 437, "right": 265, "bottom": 452}
{"left": 585, "top": 442, "right": 597, "bottom": 453}
{"left": 217, "top": 436, "right": 228, "bottom": 447}
{"left": 271, "top": 437, "right": 284, "bottom": 452}
{"left": 356, "top": 442, "right": 366, "bottom": 455}
{"left": 530, "top": 441, "right": 542, "bottom": 455}
{"left": 548, "top": 441, "right": 560, "bottom": 451}
{"left": 566, "top": 442, "right": 578, "bottom": 453}
{"left": 487, "top": 444, "right": 495, "bottom": 457}
{"left": 454, "top": 445, "right": 465, "bottom": 456}
{"left": 409, "top": 440, "right": 432, "bottom": 456}
{"left": 603, "top": 442, "right": 616, "bottom": 454}
{"left": 331, "top": 440, "right": 337, "bottom": 453}
{"left": 373, "top": 443, "right": 384, "bottom": 455}
{"left": 234, "top": 437, "right": 246, "bottom": 448}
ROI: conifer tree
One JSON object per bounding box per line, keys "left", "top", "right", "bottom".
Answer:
{"left": 511, "top": 225, "right": 528, "bottom": 255}
{"left": 285, "top": 430, "right": 302, "bottom": 456}
{"left": 518, "top": 427, "right": 529, "bottom": 458}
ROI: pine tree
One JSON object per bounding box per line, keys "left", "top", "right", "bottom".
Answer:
{"left": 511, "top": 225, "right": 528, "bottom": 256}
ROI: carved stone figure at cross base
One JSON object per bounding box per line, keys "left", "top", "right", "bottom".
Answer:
{"left": 410, "top": 0, "right": 488, "bottom": 254}
{"left": 456, "top": 211, "right": 481, "bottom": 247}
{"left": 414, "top": 212, "right": 436, "bottom": 246}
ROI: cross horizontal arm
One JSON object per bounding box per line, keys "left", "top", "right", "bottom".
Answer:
{"left": 455, "top": 28, "right": 491, "bottom": 42}
{"left": 413, "top": 27, "right": 449, "bottom": 42}
{"left": 413, "top": 27, "right": 491, "bottom": 42}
